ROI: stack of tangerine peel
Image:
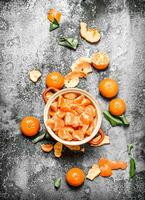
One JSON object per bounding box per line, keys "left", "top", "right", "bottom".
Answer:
{"left": 20, "top": 8, "right": 130, "bottom": 188}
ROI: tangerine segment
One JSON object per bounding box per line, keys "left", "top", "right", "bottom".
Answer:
{"left": 66, "top": 168, "right": 85, "bottom": 187}
{"left": 65, "top": 112, "right": 81, "bottom": 128}
{"left": 41, "top": 144, "right": 53, "bottom": 152}
{"left": 86, "top": 120, "right": 95, "bottom": 136}
{"left": 20, "top": 116, "right": 40, "bottom": 137}
{"left": 58, "top": 95, "right": 64, "bottom": 107}
{"left": 58, "top": 127, "right": 73, "bottom": 141}
{"left": 91, "top": 52, "right": 110, "bottom": 70}
{"left": 81, "top": 98, "right": 91, "bottom": 107}
{"left": 72, "top": 130, "right": 84, "bottom": 141}
{"left": 48, "top": 8, "right": 61, "bottom": 23}
{"left": 85, "top": 105, "right": 96, "bottom": 118}
{"left": 64, "top": 112, "right": 75, "bottom": 126}
{"left": 80, "top": 112, "right": 92, "bottom": 125}
{"left": 73, "top": 95, "right": 84, "bottom": 104}
{"left": 46, "top": 118, "right": 55, "bottom": 130}
{"left": 50, "top": 101, "right": 58, "bottom": 112}
{"left": 100, "top": 164, "right": 112, "bottom": 177}
{"left": 56, "top": 110, "right": 65, "bottom": 118}
{"left": 54, "top": 142, "right": 63, "bottom": 158}
{"left": 99, "top": 78, "right": 119, "bottom": 98}
{"left": 109, "top": 98, "right": 126, "bottom": 116}
{"left": 71, "top": 104, "right": 84, "bottom": 114}
{"left": 48, "top": 109, "right": 56, "bottom": 117}
{"left": 64, "top": 93, "right": 78, "bottom": 100}
{"left": 53, "top": 116, "right": 65, "bottom": 131}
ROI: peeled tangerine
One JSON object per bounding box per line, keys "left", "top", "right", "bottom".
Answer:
{"left": 80, "top": 22, "right": 101, "bottom": 43}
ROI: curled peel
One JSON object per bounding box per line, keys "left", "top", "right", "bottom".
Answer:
{"left": 64, "top": 71, "right": 86, "bottom": 88}
{"left": 90, "top": 135, "right": 110, "bottom": 147}
{"left": 71, "top": 57, "right": 92, "bottom": 75}
{"left": 86, "top": 164, "right": 101, "bottom": 180}
{"left": 80, "top": 22, "right": 101, "bottom": 43}
{"left": 29, "top": 69, "right": 41, "bottom": 83}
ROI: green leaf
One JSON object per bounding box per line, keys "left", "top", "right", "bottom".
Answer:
{"left": 59, "top": 37, "right": 78, "bottom": 50}
{"left": 49, "top": 19, "right": 59, "bottom": 31}
{"left": 54, "top": 178, "right": 61, "bottom": 189}
{"left": 103, "top": 111, "right": 129, "bottom": 127}
{"left": 127, "top": 144, "right": 134, "bottom": 156}
{"left": 103, "top": 111, "right": 123, "bottom": 127}
{"left": 119, "top": 115, "right": 129, "bottom": 126}
{"left": 129, "top": 158, "right": 136, "bottom": 179}
{"left": 32, "top": 133, "right": 45, "bottom": 144}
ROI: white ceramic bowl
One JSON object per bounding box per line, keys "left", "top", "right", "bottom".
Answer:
{"left": 44, "top": 88, "right": 102, "bottom": 146}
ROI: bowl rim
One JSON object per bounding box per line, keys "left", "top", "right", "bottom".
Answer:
{"left": 44, "top": 88, "right": 102, "bottom": 146}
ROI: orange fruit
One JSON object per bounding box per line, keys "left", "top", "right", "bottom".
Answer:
{"left": 46, "top": 72, "right": 64, "bottom": 89}
{"left": 48, "top": 8, "right": 61, "bottom": 23}
{"left": 66, "top": 168, "right": 85, "bottom": 187}
{"left": 109, "top": 98, "right": 126, "bottom": 116}
{"left": 91, "top": 52, "right": 109, "bottom": 70}
{"left": 99, "top": 78, "right": 119, "bottom": 98}
{"left": 20, "top": 116, "right": 40, "bottom": 137}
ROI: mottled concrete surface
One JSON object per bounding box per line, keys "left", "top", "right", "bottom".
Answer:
{"left": 0, "top": 0, "right": 145, "bottom": 199}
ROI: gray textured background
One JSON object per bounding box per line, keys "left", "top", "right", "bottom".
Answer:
{"left": 0, "top": 0, "right": 145, "bottom": 199}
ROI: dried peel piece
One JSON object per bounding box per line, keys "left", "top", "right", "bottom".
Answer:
{"left": 71, "top": 57, "right": 92, "bottom": 75}
{"left": 80, "top": 22, "right": 101, "bottom": 43}
{"left": 41, "top": 144, "right": 53, "bottom": 152}
{"left": 54, "top": 142, "right": 63, "bottom": 158}
{"left": 86, "top": 164, "right": 101, "bottom": 180}
{"left": 64, "top": 72, "right": 86, "bottom": 88}
{"left": 29, "top": 69, "right": 41, "bottom": 83}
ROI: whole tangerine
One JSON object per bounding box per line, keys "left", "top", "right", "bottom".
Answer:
{"left": 66, "top": 167, "right": 85, "bottom": 187}
{"left": 109, "top": 98, "right": 126, "bottom": 116}
{"left": 46, "top": 72, "right": 64, "bottom": 89}
{"left": 20, "top": 116, "right": 40, "bottom": 137}
{"left": 99, "top": 78, "right": 119, "bottom": 98}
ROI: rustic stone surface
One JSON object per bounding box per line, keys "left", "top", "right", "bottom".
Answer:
{"left": 0, "top": 0, "right": 145, "bottom": 199}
